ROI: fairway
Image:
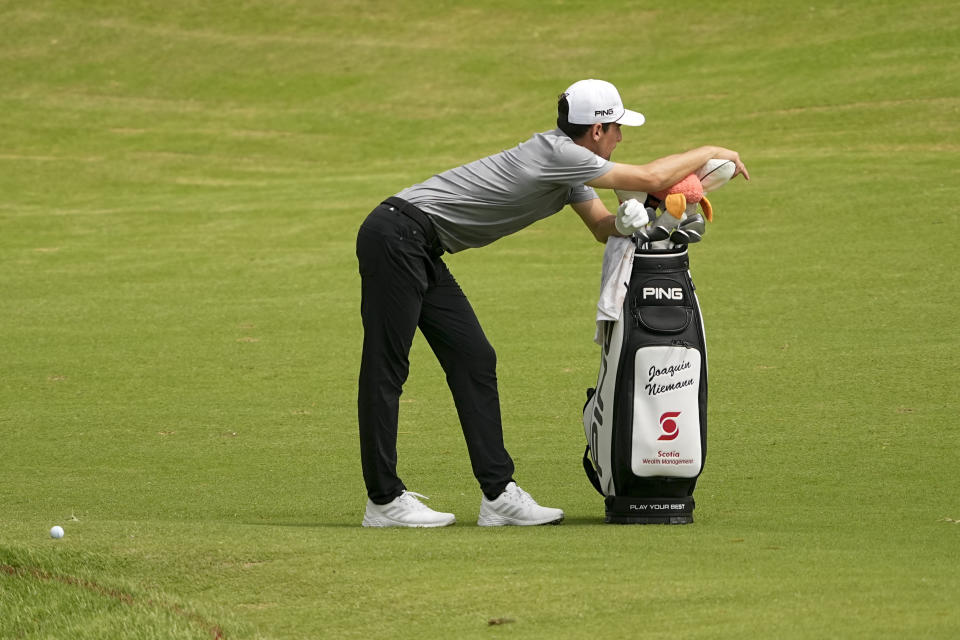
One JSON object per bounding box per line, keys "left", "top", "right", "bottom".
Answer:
{"left": 2, "top": 1, "right": 958, "bottom": 638}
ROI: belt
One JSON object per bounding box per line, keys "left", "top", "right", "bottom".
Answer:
{"left": 381, "top": 197, "right": 444, "bottom": 257}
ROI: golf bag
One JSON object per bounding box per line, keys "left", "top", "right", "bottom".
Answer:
{"left": 582, "top": 246, "right": 708, "bottom": 524}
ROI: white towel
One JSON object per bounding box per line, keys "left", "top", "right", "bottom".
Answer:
{"left": 594, "top": 236, "right": 635, "bottom": 345}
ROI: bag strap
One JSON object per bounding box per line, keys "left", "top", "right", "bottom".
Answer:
{"left": 582, "top": 446, "right": 605, "bottom": 496}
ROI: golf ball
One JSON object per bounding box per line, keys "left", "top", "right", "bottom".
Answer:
{"left": 50, "top": 525, "right": 64, "bottom": 539}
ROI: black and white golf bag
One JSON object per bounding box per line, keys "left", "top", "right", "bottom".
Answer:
{"left": 582, "top": 247, "right": 708, "bottom": 524}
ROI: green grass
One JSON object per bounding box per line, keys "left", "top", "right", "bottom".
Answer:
{"left": 2, "top": 0, "right": 959, "bottom": 637}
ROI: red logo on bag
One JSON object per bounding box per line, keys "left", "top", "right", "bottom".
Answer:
{"left": 658, "top": 411, "right": 681, "bottom": 441}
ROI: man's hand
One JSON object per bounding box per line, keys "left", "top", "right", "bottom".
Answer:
{"left": 615, "top": 199, "right": 649, "bottom": 236}
{"left": 712, "top": 148, "right": 750, "bottom": 181}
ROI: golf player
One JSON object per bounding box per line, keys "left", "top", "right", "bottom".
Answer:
{"left": 356, "top": 79, "right": 749, "bottom": 527}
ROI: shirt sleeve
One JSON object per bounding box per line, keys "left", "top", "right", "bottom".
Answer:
{"left": 568, "top": 184, "right": 600, "bottom": 204}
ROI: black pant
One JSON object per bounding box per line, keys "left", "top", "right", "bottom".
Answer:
{"left": 356, "top": 199, "right": 515, "bottom": 504}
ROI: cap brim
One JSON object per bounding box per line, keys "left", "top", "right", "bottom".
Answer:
{"left": 617, "top": 109, "right": 645, "bottom": 126}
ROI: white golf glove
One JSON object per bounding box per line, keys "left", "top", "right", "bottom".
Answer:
{"left": 615, "top": 199, "right": 650, "bottom": 236}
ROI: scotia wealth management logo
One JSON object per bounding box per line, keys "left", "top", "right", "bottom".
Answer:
{"left": 657, "top": 411, "right": 681, "bottom": 441}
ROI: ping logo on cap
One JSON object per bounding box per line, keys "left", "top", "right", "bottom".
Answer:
{"left": 594, "top": 108, "right": 615, "bottom": 117}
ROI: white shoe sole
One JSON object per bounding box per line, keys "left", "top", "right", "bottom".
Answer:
{"left": 477, "top": 512, "right": 564, "bottom": 527}
{"left": 362, "top": 515, "right": 456, "bottom": 528}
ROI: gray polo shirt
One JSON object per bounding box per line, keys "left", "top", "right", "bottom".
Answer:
{"left": 395, "top": 129, "right": 613, "bottom": 253}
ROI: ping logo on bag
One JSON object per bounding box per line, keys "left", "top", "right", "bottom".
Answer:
{"left": 658, "top": 411, "right": 681, "bottom": 441}
{"left": 642, "top": 287, "right": 683, "bottom": 301}
{"left": 637, "top": 278, "right": 686, "bottom": 306}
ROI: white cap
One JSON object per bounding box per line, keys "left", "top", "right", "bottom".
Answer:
{"left": 562, "top": 79, "right": 645, "bottom": 127}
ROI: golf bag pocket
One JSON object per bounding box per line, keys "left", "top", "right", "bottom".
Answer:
{"left": 636, "top": 306, "right": 693, "bottom": 333}
{"left": 631, "top": 345, "right": 702, "bottom": 478}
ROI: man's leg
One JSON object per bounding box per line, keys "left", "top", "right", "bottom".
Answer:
{"left": 417, "top": 260, "right": 515, "bottom": 499}
{"left": 356, "top": 207, "right": 433, "bottom": 504}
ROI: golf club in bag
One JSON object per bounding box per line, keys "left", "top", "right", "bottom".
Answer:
{"left": 582, "top": 245, "right": 708, "bottom": 524}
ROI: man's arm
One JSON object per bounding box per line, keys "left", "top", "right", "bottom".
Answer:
{"left": 572, "top": 198, "right": 621, "bottom": 244}
{"left": 587, "top": 146, "right": 750, "bottom": 193}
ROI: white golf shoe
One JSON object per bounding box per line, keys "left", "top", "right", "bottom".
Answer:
{"left": 477, "top": 482, "right": 564, "bottom": 526}
{"left": 362, "top": 491, "right": 456, "bottom": 528}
